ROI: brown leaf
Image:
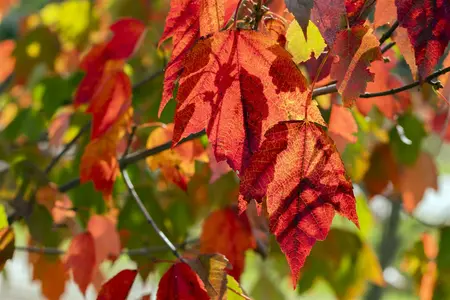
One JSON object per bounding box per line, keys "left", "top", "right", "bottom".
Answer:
{"left": 187, "top": 254, "right": 230, "bottom": 300}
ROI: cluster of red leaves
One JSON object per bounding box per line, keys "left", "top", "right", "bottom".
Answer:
{"left": 157, "top": 0, "right": 361, "bottom": 288}
{"left": 75, "top": 18, "right": 146, "bottom": 198}
{"left": 65, "top": 0, "right": 450, "bottom": 296}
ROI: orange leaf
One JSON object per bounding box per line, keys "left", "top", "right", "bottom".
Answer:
{"left": 87, "top": 215, "right": 121, "bottom": 265}
{"left": 356, "top": 57, "right": 411, "bottom": 119}
{"left": 328, "top": 104, "right": 357, "bottom": 153}
{"left": 200, "top": 0, "right": 224, "bottom": 36}
{"left": 400, "top": 152, "right": 438, "bottom": 213}
{"left": 0, "top": 40, "right": 15, "bottom": 83}
{"left": 36, "top": 183, "right": 76, "bottom": 225}
{"left": 330, "top": 25, "right": 382, "bottom": 106}
{"left": 87, "top": 69, "right": 132, "bottom": 140}
{"left": 239, "top": 121, "right": 358, "bottom": 286}
{"left": 392, "top": 27, "right": 418, "bottom": 78}
{"left": 97, "top": 269, "right": 138, "bottom": 300}
{"left": 156, "top": 262, "right": 209, "bottom": 300}
{"left": 80, "top": 108, "right": 132, "bottom": 198}
{"left": 200, "top": 207, "right": 256, "bottom": 281}
{"left": 374, "top": 0, "right": 397, "bottom": 27}
{"left": 29, "top": 253, "right": 69, "bottom": 300}
{"left": 146, "top": 123, "right": 207, "bottom": 190}
{"left": 65, "top": 232, "right": 96, "bottom": 295}
{"left": 172, "top": 29, "right": 322, "bottom": 173}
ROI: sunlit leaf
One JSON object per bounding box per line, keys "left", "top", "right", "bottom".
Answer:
{"left": 286, "top": 20, "right": 326, "bottom": 64}
{"left": 239, "top": 121, "right": 358, "bottom": 286}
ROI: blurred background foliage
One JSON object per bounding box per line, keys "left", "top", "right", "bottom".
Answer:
{"left": 0, "top": 0, "right": 449, "bottom": 299}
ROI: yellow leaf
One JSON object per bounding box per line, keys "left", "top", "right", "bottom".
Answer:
{"left": 286, "top": 20, "right": 326, "bottom": 64}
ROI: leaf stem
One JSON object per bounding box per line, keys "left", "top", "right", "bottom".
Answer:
{"left": 121, "top": 168, "right": 184, "bottom": 261}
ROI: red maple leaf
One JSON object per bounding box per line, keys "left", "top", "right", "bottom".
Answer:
{"left": 396, "top": 0, "right": 450, "bottom": 78}
{"left": 156, "top": 262, "right": 209, "bottom": 300}
{"left": 239, "top": 120, "right": 359, "bottom": 286}
{"left": 330, "top": 25, "right": 382, "bottom": 106}
{"left": 312, "top": 0, "right": 346, "bottom": 46}
{"left": 64, "top": 232, "right": 96, "bottom": 295}
{"left": 80, "top": 109, "right": 132, "bottom": 198}
{"left": 158, "top": 0, "right": 239, "bottom": 116}
{"left": 172, "top": 29, "right": 316, "bottom": 173}
{"left": 97, "top": 269, "right": 138, "bottom": 300}
{"left": 345, "top": 0, "right": 375, "bottom": 26}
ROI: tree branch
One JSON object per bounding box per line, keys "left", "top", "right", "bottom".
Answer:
{"left": 57, "top": 130, "right": 205, "bottom": 193}
{"left": 312, "top": 66, "right": 450, "bottom": 98}
{"left": 379, "top": 21, "right": 399, "bottom": 45}
{"left": 121, "top": 169, "right": 184, "bottom": 260}
{"left": 14, "top": 239, "right": 198, "bottom": 256}
{"left": 44, "top": 122, "right": 91, "bottom": 174}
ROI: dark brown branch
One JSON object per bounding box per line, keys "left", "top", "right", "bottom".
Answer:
{"left": 57, "top": 130, "right": 205, "bottom": 193}
{"left": 14, "top": 239, "right": 198, "bottom": 256}
{"left": 312, "top": 66, "right": 450, "bottom": 98}
{"left": 379, "top": 21, "right": 399, "bottom": 45}
{"left": 121, "top": 169, "right": 184, "bottom": 260}
{"left": 381, "top": 41, "right": 396, "bottom": 54}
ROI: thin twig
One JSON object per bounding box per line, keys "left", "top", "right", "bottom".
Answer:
{"left": 227, "top": 287, "right": 252, "bottom": 300}
{"left": 14, "top": 239, "right": 199, "bottom": 256}
{"left": 132, "top": 70, "right": 165, "bottom": 90}
{"left": 44, "top": 122, "right": 91, "bottom": 174}
{"left": 123, "top": 125, "right": 137, "bottom": 158}
{"left": 15, "top": 246, "right": 65, "bottom": 255}
{"left": 312, "top": 66, "right": 450, "bottom": 98}
{"left": 57, "top": 130, "right": 205, "bottom": 193}
{"left": 379, "top": 21, "right": 399, "bottom": 45}
{"left": 121, "top": 169, "right": 184, "bottom": 261}
{"left": 119, "top": 130, "right": 205, "bottom": 167}
{"left": 381, "top": 41, "right": 396, "bottom": 54}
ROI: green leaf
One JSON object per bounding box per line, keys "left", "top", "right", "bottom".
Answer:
{"left": 389, "top": 113, "right": 426, "bottom": 166}
{"left": 251, "top": 273, "right": 284, "bottom": 300}
{"left": 33, "top": 76, "right": 72, "bottom": 119}
{"left": 226, "top": 275, "right": 247, "bottom": 300}
{"left": 26, "top": 204, "right": 61, "bottom": 247}
{"left": 286, "top": 20, "right": 326, "bottom": 64}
